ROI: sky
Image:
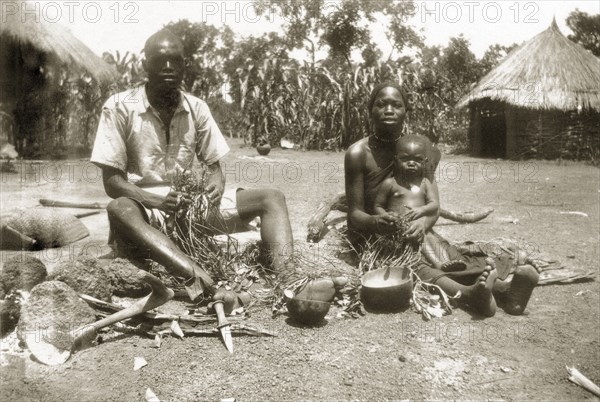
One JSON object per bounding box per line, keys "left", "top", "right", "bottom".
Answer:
{"left": 3, "top": 0, "right": 599, "bottom": 60}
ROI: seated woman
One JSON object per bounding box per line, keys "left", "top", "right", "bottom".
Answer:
{"left": 344, "top": 81, "right": 539, "bottom": 317}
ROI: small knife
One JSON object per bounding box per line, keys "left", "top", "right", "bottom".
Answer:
{"left": 211, "top": 300, "right": 233, "bottom": 353}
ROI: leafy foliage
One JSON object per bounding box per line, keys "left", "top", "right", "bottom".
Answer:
{"left": 20, "top": 1, "right": 591, "bottom": 157}
{"left": 566, "top": 9, "right": 600, "bottom": 56}
{"left": 320, "top": 0, "right": 373, "bottom": 65}
{"left": 164, "top": 20, "right": 227, "bottom": 98}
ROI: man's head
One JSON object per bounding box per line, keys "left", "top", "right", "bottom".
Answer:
{"left": 143, "top": 29, "right": 185, "bottom": 93}
{"left": 394, "top": 135, "right": 429, "bottom": 176}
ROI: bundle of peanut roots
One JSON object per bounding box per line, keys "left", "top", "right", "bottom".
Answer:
{"left": 157, "top": 168, "right": 268, "bottom": 309}
{"left": 163, "top": 166, "right": 449, "bottom": 319}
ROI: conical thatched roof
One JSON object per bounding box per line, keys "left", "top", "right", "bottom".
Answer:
{"left": 457, "top": 19, "right": 600, "bottom": 111}
{"left": 0, "top": 1, "right": 117, "bottom": 82}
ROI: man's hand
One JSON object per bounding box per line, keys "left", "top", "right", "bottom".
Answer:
{"left": 159, "top": 191, "right": 190, "bottom": 214}
{"left": 205, "top": 162, "right": 225, "bottom": 206}
{"left": 405, "top": 218, "right": 426, "bottom": 242}
{"left": 205, "top": 183, "right": 223, "bottom": 205}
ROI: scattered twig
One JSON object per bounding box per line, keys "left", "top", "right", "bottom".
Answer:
{"left": 566, "top": 366, "right": 600, "bottom": 397}
{"left": 472, "top": 376, "right": 516, "bottom": 386}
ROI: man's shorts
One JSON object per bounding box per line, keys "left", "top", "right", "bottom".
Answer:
{"left": 109, "top": 186, "right": 253, "bottom": 259}
{"left": 139, "top": 186, "right": 248, "bottom": 232}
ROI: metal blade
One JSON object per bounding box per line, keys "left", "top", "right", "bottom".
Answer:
{"left": 213, "top": 301, "right": 234, "bottom": 353}
{"left": 218, "top": 324, "right": 234, "bottom": 353}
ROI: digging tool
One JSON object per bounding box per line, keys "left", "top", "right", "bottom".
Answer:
{"left": 25, "top": 271, "right": 174, "bottom": 366}
{"left": 39, "top": 199, "right": 108, "bottom": 209}
{"left": 209, "top": 299, "right": 233, "bottom": 353}
{"left": 73, "top": 210, "right": 103, "bottom": 218}
{"left": 1, "top": 208, "right": 89, "bottom": 249}
{"left": 1, "top": 224, "right": 36, "bottom": 249}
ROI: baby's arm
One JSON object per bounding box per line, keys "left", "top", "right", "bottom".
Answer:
{"left": 404, "top": 178, "right": 439, "bottom": 220}
{"left": 373, "top": 179, "right": 393, "bottom": 216}
{"left": 419, "top": 178, "right": 440, "bottom": 216}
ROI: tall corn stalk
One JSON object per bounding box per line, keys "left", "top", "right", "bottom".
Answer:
{"left": 236, "top": 58, "right": 461, "bottom": 150}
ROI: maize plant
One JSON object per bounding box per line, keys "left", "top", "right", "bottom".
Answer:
{"left": 234, "top": 55, "right": 462, "bottom": 150}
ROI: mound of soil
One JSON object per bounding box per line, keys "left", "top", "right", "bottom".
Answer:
{"left": 17, "top": 281, "right": 96, "bottom": 350}
{"left": 51, "top": 256, "right": 112, "bottom": 301}
{"left": 0, "top": 294, "right": 21, "bottom": 336}
{"left": 107, "top": 258, "right": 150, "bottom": 297}
{"left": 0, "top": 255, "right": 47, "bottom": 293}
{"left": 2, "top": 208, "right": 89, "bottom": 249}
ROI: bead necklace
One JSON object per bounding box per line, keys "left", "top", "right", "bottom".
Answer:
{"left": 371, "top": 134, "right": 401, "bottom": 143}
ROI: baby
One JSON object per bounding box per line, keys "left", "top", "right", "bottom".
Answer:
{"left": 374, "top": 135, "right": 466, "bottom": 272}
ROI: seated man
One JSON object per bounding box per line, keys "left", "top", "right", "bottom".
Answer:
{"left": 91, "top": 29, "right": 302, "bottom": 301}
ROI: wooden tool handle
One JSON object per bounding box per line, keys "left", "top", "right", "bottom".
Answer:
{"left": 39, "top": 199, "right": 107, "bottom": 209}
{"left": 72, "top": 272, "right": 173, "bottom": 349}
{"left": 2, "top": 225, "right": 36, "bottom": 248}
{"left": 211, "top": 300, "right": 230, "bottom": 328}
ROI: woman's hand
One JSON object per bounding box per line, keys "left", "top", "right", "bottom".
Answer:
{"left": 404, "top": 217, "right": 427, "bottom": 242}
{"left": 372, "top": 213, "right": 398, "bottom": 234}
{"left": 404, "top": 206, "right": 426, "bottom": 221}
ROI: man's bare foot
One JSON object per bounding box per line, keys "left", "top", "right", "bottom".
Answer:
{"left": 441, "top": 260, "right": 467, "bottom": 272}
{"left": 493, "top": 265, "right": 539, "bottom": 315}
{"left": 462, "top": 266, "right": 498, "bottom": 317}
{"left": 294, "top": 276, "right": 348, "bottom": 302}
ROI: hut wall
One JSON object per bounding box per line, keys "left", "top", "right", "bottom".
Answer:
{"left": 505, "top": 107, "right": 518, "bottom": 158}
{"left": 468, "top": 105, "right": 482, "bottom": 154}
{"left": 511, "top": 107, "right": 599, "bottom": 160}
{"left": 469, "top": 100, "right": 599, "bottom": 160}
{"left": 0, "top": 39, "right": 20, "bottom": 106}
{"left": 469, "top": 100, "right": 507, "bottom": 157}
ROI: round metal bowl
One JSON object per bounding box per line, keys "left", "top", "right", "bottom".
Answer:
{"left": 361, "top": 266, "right": 413, "bottom": 311}
{"left": 256, "top": 144, "right": 271, "bottom": 156}
{"left": 286, "top": 297, "right": 330, "bottom": 325}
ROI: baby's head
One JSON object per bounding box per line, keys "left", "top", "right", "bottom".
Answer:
{"left": 394, "top": 135, "right": 429, "bottom": 177}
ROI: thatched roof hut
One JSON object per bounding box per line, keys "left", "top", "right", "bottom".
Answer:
{"left": 0, "top": 1, "right": 118, "bottom": 156}
{"left": 0, "top": 2, "right": 117, "bottom": 84}
{"left": 457, "top": 19, "right": 600, "bottom": 160}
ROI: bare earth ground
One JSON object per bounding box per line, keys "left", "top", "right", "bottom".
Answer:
{"left": 1, "top": 138, "right": 599, "bottom": 401}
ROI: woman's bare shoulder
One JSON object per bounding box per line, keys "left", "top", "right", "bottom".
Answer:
{"left": 346, "top": 138, "right": 369, "bottom": 155}
{"left": 344, "top": 138, "right": 369, "bottom": 168}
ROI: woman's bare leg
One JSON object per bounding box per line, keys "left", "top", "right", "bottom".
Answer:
{"left": 418, "top": 264, "right": 498, "bottom": 317}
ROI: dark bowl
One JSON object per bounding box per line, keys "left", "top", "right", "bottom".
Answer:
{"left": 286, "top": 297, "right": 330, "bottom": 325}
{"left": 256, "top": 144, "right": 271, "bottom": 156}
{"left": 361, "top": 266, "right": 413, "bottom": 311}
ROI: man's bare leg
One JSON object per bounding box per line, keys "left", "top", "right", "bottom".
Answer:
{"left": 107, "top": 198, "right": 214, "bottom": 298}
{"left": 236, "top": 189, "right": 294, "bottom": 273}
{"left": 236, "top": 189, "right": 346, "bottom": 299}
{"left": 421, "top": 232, "right": 467, "bottom": 272}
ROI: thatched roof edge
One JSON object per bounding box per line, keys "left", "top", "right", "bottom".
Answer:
{"left": 457, "top": 20, "right": 600, "bottom": 112}
{"left": 1, "top": 3, "right": 118, "bottom": 82}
